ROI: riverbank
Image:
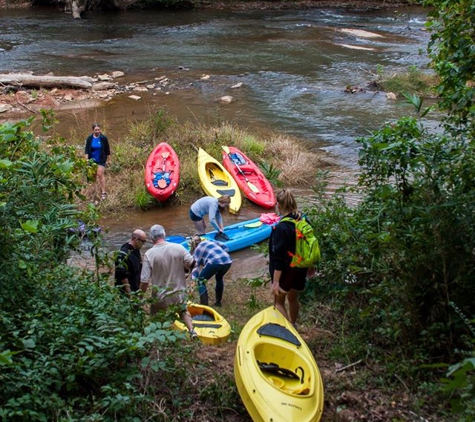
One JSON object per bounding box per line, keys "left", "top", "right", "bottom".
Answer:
{"left": 0, "top": 0, "right": 418, "bottom": 11}
{"left": 204, "top": 0, "right": 415, "bottom": 11}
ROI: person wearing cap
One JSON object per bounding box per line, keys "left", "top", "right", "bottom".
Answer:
{"left": 114, "top": 229, "right": 147, "bottom": 295}
{"left": 189, "top": 195, "right": 231, "bottom": 240}
{"left": 189, "top": 234, "right": 232, "bottom": 307}
{"left": 139, "top": 224, "right": 197, "bottom": 339}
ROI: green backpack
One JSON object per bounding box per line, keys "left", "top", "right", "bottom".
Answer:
{"left": 280, "top": 216, "right": 321, "bottom": 268}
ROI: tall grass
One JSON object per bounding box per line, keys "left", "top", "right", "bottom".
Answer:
{"left": 68, "top": 107, "right": 327, "bottom": 214}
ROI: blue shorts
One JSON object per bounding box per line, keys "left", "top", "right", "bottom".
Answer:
{"left": 92, "top": 159, "right": 106, "bottom": 167}
{"left": 189, "top": 209, "right": 202, "bottom": 222}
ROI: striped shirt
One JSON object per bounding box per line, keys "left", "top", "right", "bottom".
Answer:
{"left": 192, "top": 240, "right": 232, "bottom": 279}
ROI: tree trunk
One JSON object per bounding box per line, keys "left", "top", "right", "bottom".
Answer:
{"left": 0, "top": 74, "right": 92, "bottom": 90}
{"left": 72, "top": 0, "right": 85, "bottom": 18}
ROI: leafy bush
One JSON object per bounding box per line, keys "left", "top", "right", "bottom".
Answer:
{"left": 0, "top": 118, "right": 186, "bottom": 420}
{"left": 307, "top": 110, "right": 475, "bottom": 359}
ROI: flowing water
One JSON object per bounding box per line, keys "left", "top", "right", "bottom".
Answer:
{"left": 1, "top": 5, "right": 434, "bottom": 249}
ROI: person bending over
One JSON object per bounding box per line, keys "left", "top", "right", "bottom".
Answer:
{"left": 189, "top": 195, "right": 230, "bottom": 240}
{"left": 190, "top": 234, "right": 232, "bottom": 307}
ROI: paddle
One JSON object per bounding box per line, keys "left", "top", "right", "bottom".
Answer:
{"left": 162, "top": 151, "right": 170, "bottom": 171}
{"left": 156, "top": 151, "right": 171, "bottom": 188}
{"left": 218, "top": 220, "right": 262, "bottom": 233}
{"left": 222, "top": 146, "right": 259, "bottom": 194}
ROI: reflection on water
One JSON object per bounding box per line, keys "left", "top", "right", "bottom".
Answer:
{"left": 1, "top": 6, "right": 433, "bottom": 167}
{"left": 1, "top": 6, "right": 436, "bottom": 243}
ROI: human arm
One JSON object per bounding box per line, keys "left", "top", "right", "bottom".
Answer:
{"left": 102, "top": 135, "right": 111, "bottom": 166}
{"left": 139, "top": 253, "right": 152, "bottom": 294}
{"left": 271, "top": 269, "right": 283, "bottom": 296}
{"left": 270, "top": 223, "right": 292, "bottom": 271}
{"left": 84, "top": 135, "right": 92, "bottom": 159}
{"left": 115, "top": 249, "right": 131, "bottom": 295}
{"left": 139, "top": 282, "right": 148, "bottom": 294}
{"left": 190, "top": 245, "right": 203, "bottom": 279}
{"left": 208, "top": 201, "right": 224, "bottom": 232}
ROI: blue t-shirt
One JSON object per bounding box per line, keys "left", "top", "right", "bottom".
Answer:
{"left": 90, "top": 136, "right": 102, "bottom": 164}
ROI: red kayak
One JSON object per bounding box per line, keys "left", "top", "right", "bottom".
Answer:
{"left": 145, "top": 142, "right": 180, "bottom": 202}
{"left": 222, "top": 146, "right": 276, "bottom": 209}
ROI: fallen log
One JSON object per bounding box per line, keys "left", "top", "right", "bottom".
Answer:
{"left": 0, "top": 74, "right": 92, "bottom": 90}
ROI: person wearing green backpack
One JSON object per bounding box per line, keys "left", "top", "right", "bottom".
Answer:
{"left": 269, "top": 189, "right": 318, "bottom": 330}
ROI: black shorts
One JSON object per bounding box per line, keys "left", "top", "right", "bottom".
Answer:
{"left": 189, "top": 209, "right": 202, "bottom": 222}
{"left": 273, "top": 266, "right": 308, "bottom": 293}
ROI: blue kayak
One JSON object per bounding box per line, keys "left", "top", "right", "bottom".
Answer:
{"left": 168, "top": 218, "right": 273, "bottom": 253}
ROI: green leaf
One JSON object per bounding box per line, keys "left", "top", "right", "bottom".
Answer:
{"left": 21, "top": 220, "right": 39, "bottom": 234}
{"left": 0, "top": 159, "right": 13, "bottom": 168}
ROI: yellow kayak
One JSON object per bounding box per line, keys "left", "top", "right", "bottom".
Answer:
{"left": 234, "top": 306, "right": 324, "bottom": 422}
{"left": 197, "top": 147, "right": 242, "bottom": 214}
{"left": 174, "top": 303, "right": 231, "bottom": 345}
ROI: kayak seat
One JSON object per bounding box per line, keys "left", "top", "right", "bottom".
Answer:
{"left": 193, "top": 314, "right": 214, "bottom": 321}
{"left": 230, "top": 153, "right": 247, "bottom": 165}
{"left": 236, "top": 165, "right": 254, "bottom": 174}
{"left": 192, "top": 323, "right": 222, "bottom": 329}
{"left": 257, "top": 323, "right": 301, "bottom": 347}
{"left": 216, "top": 189, "right": 236, "bottom": 196}
{"left": 211, "top": 179, "right": 228, "bottom": 186}
{"left": 267, "top": 376, "right": 310, "bottom": 396}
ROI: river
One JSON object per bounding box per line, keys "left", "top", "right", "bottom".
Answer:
{"left": 1, "top": 5, "right": 434, "bottom": 250}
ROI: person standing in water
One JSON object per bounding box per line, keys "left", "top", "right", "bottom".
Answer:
{"left": 84, "top": 123, "right": 111, "bottom": 201}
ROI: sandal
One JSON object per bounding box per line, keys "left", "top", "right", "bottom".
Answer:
{"left": 100, "top": 192, "right": 107, "bottom": 201}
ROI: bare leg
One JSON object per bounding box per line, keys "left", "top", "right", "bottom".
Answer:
{"left": 193, "top": 219, "right": 206, "bottom": 234}
{"left": 287, "top": 290, "right": 300, "bottom": 325}
{"left": 274, "top": 291, "right": 290, "bottom": 322}
{"left": 181, "top": 310, "right": 194, "bottom": 332}
{"left": 96, "top": 165, "right": 106, "bottom": 195}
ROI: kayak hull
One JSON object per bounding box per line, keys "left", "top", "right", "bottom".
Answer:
{"left": 234, "top": 306, "right": 324, "bottom": 422}
{"left": 197, "top": 147, "right": 242, "bottom": 214}
{"left": 173, "top": 303, "right": 231, "bottom": 345}
{"left": 181, "top": 217, "right": 272, "bottom": 253}
{"left": 222, "top": 146, "right": 276, "bottom": 209}
{"left": 145, "top": 142, "right": 180, "bottom": 201}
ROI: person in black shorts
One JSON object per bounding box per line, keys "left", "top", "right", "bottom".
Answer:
{"left": 268, "top": 189, "right": 308, "bottom": 329}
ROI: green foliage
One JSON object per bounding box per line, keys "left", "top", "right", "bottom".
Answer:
{"left": 0, "top": 118, "right": 189, "bottom": 420}
{"left": 376, "top": 65, "right": 439, "bottom": 98}
{"left": 259, "top": 161, "right": 283, "bottom": 187}
{"left": 242, "top": 134, "right": 265, "bottom": 156}
{"left": 306, "top": 99, "right": 475, "bottom": 367}
{"left": 425, "top": 0, "right": 475, "bottom": 136}
{"left": 244, "top": 276, "right": 268, "bottom": 310}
